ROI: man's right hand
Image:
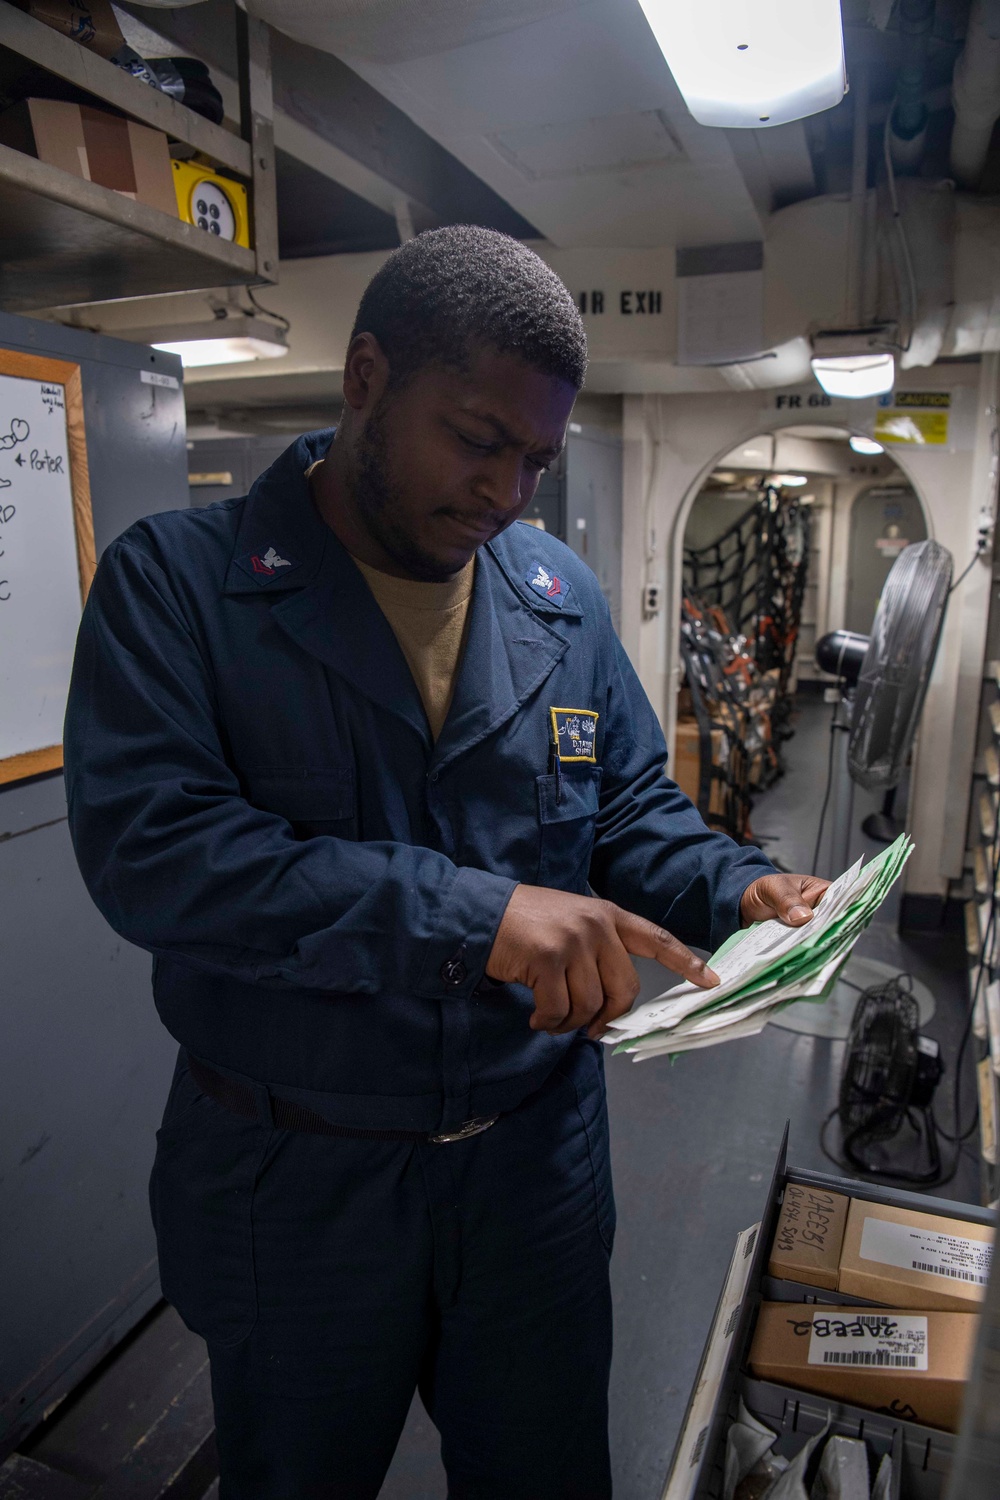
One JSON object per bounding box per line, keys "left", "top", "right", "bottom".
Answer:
{"left": 485, "top": 885, "right": 719, "bottom": 1040}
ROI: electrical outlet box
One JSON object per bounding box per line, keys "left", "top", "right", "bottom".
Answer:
{"left": 643, "top": 583, "right": 661, "bottom": 616}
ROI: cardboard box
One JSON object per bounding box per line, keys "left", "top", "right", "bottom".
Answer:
{"left": 767, "top": 1183, "right": 850, "bottom": 1291}
{"left": 0, "top": 100, "right": 178, "bottom": 218}
{"left": 673, "top": 717, "right": 725, "bottom": 815}
{"left": 748, "top": 1302, "right": 977, "bottom": 1433}
{"left": 839, "top": 1200, "right": 994, "bottom": 1313}
{"left": 15, "top": 0, "right": 124, "bottom": 60}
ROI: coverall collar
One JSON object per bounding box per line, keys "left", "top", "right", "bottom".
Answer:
{"left": 221, "top": 429, "right": 571, "bottom": 761}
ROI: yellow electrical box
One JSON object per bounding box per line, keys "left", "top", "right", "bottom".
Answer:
{"left": 172, "top": 159, "right": 250, "bottom": 248}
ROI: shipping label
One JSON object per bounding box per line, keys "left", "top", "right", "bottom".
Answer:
{"left": 859, "top": 1216, "right": 992, "bottom": 1288}
{"left": 799, "top": 1313, "right": 929, "bottom": 1372}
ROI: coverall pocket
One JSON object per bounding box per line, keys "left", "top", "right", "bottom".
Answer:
{"left": 150, "top": 1065, "right": 271, "bottom": 1347}
{"left": 242, "top": 766, "right": 356, "bottom": 839}
{"left": 536, "top": 765, "right": 602, "bottom": 892}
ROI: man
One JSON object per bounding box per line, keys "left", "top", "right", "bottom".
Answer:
{"left": 65, "top": 227, "right": 827, "bottom": 1499}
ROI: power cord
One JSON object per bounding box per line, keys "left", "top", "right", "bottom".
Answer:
{"left": 882, "top": 104, "right": 918, "bottom": 353}
{"left": 811, "top": 693, "right": 842, "bottom": 877}
{"left": 242, "top": 286, "right": 291, "bottom": 334}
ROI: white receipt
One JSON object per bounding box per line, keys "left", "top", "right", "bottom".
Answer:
{"left": 806, "top": 1312, "right": 928, "bottom": 1372}
{"left": 860, "top": 1216, "right": 993, "bottom": 1288}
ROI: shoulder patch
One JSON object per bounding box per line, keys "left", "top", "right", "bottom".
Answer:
{"left": 525, "top": 560, "right": 572, "bottom": 608}
{"left": 234, "top": 546, "right": 301, "bottom": 585}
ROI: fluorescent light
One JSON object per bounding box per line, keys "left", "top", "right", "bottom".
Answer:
{"left": 772, "top": 473, "right": 808, "bottom": 487}
{"left": 637, "top": 0, "right": 846, "bottom": 128}
{"left": 811, "top": 353, "right": 895, "bottom": 400}
{"left": 152, "top": 336, "right": 288, "bottom": 368}
{"left": 849, "top": 435, "right": 885, "bottom": 455}
{"left": 117, "top": 314, "right": 289, "bottom": 368}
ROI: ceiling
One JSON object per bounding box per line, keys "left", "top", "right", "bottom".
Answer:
{"left": 98, "top": 0, "right": 988, "bottom": 422}
{"left": 237, "top": 0, "right": 975, "bottom": 250}
{"left": 249, "top": 0, "right": 765, "bottom": 250}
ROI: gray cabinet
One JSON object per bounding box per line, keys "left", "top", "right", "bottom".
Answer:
{"left": 0, "top": 311, "right": 187, "bottom": 1457}
{"left": 187, "top": 434, "right": 296, "bottom": 508}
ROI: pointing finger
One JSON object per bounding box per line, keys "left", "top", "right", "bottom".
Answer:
{"left": 613, "top": 909, "right": 718, "bottom": 988}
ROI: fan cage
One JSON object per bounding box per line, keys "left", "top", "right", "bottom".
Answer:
{"left": 839, "top": 978, "right": 919, "bottom": 1143}
{"left": 847, "top": 539, "right": 953, "bottom": 791}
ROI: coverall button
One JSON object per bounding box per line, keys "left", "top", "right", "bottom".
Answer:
{"left": 428, "top": 770, "right": 440, "bottom": 783}
{"left": 440, "top": 957, "right": 468, "bottom": 987}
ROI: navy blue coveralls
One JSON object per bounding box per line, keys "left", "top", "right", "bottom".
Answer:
{"left": 64, "top": 432, "right": 774, "bottom": 1499}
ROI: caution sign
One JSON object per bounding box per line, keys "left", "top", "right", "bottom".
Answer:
{"left": 875, "top": 391, "right": 950, "bottom": 446}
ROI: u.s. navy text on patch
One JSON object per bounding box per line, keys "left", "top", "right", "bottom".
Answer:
{"left": 550, "top": 707, "right": 599, "bottom": 762}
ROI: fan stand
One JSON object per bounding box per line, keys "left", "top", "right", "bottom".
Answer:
{"left": 771, "top": 704, "right": 935, "bottom": 1038}
{"left": 862, "top": 788, "right": 901, "bottom": 845}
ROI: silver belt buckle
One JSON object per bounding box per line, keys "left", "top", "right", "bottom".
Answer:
{"left": 428, "top": 1115, "right": 499, "bottom": 1145}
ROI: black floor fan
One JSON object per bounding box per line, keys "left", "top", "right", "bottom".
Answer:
{"left": 837, "top": 974, "right": 946, "bottom": 1184}
{"left": 776, "top": 540, "right": 953, "bottom": 1053}
{"left": 811, "top": 542, "right": 958, "bottom": 1183}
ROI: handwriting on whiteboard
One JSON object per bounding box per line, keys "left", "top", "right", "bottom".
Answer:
{"left": 0, "top": 372, "right": 82, "bottom": 761}
{"left": 0, "top": 420, "right": 29, "bottom": 577}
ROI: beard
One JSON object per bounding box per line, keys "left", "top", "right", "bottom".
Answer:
{"left": 349, "top": 397, "right": 457, "bottom": 581}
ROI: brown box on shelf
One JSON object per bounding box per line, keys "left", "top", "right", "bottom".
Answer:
{"left": 0, "top": 99, "right": 178, "bottom": 217}
{"left": 15, "top": 0, "right": 124, "bottom": 60}
{"left": 767, "top": 1183, "right": 850, "bottom": 1291}
{"left": 838, "top": 1200, "right": 993, "bottom": 1313}
{"left": 748, "top": 1302, "right": 977, "bottom": 1433}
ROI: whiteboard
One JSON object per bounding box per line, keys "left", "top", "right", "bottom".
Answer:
{"left": 0, "top": 352, "right": 94, "bottom": 783}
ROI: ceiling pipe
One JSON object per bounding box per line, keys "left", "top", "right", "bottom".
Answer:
{"left": 889, "top": 0, "right": 934, "bottom": 172}
{"left": 951, "top": 0, "right": 1000, "bottom": 188}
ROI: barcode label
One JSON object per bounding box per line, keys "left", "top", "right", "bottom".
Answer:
{"left": 912, "top": 1260, "right": 988, "bottom": 1284}
{"left": 860, "top": 1216, "right": 991, "bottom": 1289}
{"left": 807, "top": 1313, "right": 928, "bottom": 1371}
{"left": 688, "top": 1426, "right": 708, "bottom": 1467}
{"left": 822, "top": 1350, "right": 917, "bottom": 1367}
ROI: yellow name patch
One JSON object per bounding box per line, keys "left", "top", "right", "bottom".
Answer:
{"left": 550, "top": 707, "right": 599, "bottom": 763}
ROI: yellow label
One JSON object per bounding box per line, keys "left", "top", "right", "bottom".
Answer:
{"left": 894, "top": 391, "right": 951, "bottom": 408}
{"left": 874, "top": 409, "right": 949, "bottom": 445}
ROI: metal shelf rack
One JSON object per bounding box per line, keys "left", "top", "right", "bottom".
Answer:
{"left": 964, "top": 571, "right": 1000, "bottom": 1208}
{"left": 0, "top": 1, "right": 277, "bottom": 310}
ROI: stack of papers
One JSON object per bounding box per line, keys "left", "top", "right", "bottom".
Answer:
{"left": 605, "top": 833, "right": 913, "bottom": 1062}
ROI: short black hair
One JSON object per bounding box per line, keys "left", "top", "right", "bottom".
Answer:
{"left": 351, "top": 225, "right": 587, "bottom": 389}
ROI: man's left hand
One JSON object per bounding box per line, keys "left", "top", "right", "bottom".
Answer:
{"left": 740, "top": 873, "right": 831, "bottom": 928}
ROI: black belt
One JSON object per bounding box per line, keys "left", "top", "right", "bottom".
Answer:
{"left": 187, "top": 1054, "right": 499, "bottom": 1145}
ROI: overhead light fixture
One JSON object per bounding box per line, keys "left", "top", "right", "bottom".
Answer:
{"left": 809, "top": 328, "right": 896, "bottom": 400}
{"left": 849, "top": 435, "right": 885, "bottom": 455}
{"left": 120, "top": 315, "right": 289, "bottom": 369}
{"left": 811, "top": 353, "right": 895, "bottom": 399}
{"left": 772, "top": 473, "right": 809, "bottom": 487}
{"left": 636, "top": 0, "right": 846, "bottom": 128}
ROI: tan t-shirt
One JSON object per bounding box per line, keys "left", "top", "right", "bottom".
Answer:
{"left": 354, "top": 558, "right": 475, "bottom": 741}
{"left": 306, "top": 459, "right": 474, "bottom": 739}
